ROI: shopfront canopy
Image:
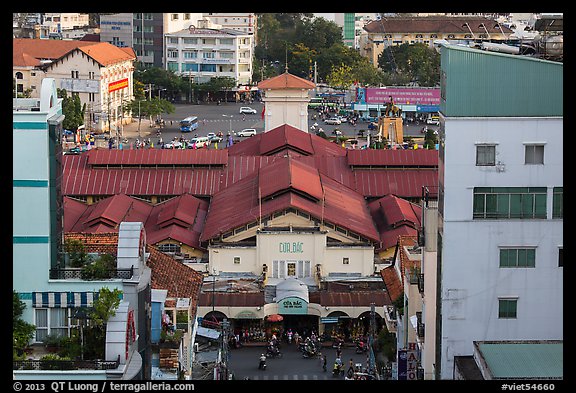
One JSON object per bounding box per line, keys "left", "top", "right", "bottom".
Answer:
{"left": 275, "top": 277, "right": 309, "bottom": 303}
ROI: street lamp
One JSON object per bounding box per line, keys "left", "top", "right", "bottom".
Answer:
{"left": 222, "top": 114, "right": 233, "bottom": 134}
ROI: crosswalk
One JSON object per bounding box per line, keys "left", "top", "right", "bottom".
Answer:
{"left": 248, "top": 374, "right": 333, "bottom": 380}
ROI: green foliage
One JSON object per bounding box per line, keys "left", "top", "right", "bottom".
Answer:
{"left": 13, "top": 291, "right": 35, "bottom": 359}
{"left": 64, "top": 238, "right": 90, "bottom": 267}
{"left": 378, "top": 43, "right": 440, "bottom": 87}
{"left": 40, "top": 354, "right": 74, "bottom": 370}
{"left": 376, "top": 326, "right": 397, "bottom": 361}
{"left": 89, "top": 287, "right": 122, "bottom": 327}
{"left": 161, "top": 329, "right": 184, "bottom": 345}
{"left": 58, "top": 89, "right": 85, "bottom": 131}
{"left": 423, "top": 128, "right": 438, "bottom": 149}
{"left": 81, "top": 253, "right": 116, "bottom": 280}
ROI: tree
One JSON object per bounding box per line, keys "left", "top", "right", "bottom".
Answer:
{"left": 378, "top": 43, "right": 440, "bottom": 87}
{"left": 58, "top": 89, "right": 85, "bottom": 131}
{"left": 90, "top": 287, "right": 122, "bottom": 327}
{"left": 13, "top": 291, "right": 36, "bottom": 359}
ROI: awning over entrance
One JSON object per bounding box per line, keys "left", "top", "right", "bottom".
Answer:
{"left": 276, "top": 277, "right": 309, "bottom": 303}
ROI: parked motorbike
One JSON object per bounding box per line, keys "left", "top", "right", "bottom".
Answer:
{"left": 355, "top": 340, "right": 368, "bottom": 354}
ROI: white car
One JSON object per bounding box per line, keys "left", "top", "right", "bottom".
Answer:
{"left": 239, "top": 107, "right": 257, "bottom": 114}
{"left": 324, "top": 117, "right": 341, "bottom": 125}
{"left": 164, "top": 141, "right": 183, "bottom": 149}
{"left": 237, "top": 128, "right": 257, "bottom": 137}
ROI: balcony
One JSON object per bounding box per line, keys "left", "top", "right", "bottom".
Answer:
{"left": 13, "top": 355, "right": 120, "bottom": 371}
{"left": 383, "top": 305, "right": 397, "bottom": 333}
{"left": 416, "top": 311, "right": 425, "bottom": 339}
{"left": 418, "top": 273, "right": 424, "bottom": 294}
{"left": 49, "top": 266, "right": 133, "bottom": 280}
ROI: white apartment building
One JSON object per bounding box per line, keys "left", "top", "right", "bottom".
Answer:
{"left": 165, "top": 26, "right": 254, "bottom": 85}
{"left": 42, "top": 13, "right": 90, "bottom": 36}
{"left": 203, "top": 13, "right": 256, "bottom": 35}
{"left": 437, "top": 44, "right": 563, "bottom": 379}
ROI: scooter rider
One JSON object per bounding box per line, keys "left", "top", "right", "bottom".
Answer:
{"left": 259, "top": 353, "right": 267, "bottom": 370}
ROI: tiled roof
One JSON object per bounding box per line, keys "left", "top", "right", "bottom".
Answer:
{"left": 64, "top": 232, "right": 119, "bottom": 255}
{"left": 257, "top": 72, "right": 316, "bottom": 90}
{"left": 146, "top": 246, "right": 204, "bottom": 301}
{"left": 398, "top": 235, "right": 420, "bottom": 283}
{"left": 364, "top": 16, "right": 514, "bottom": 35}
{"left": 13, "top": 38, "right": 135, "bottom": 68}
{"left": 380, "top": 266, "right": 403, "bottom": 303}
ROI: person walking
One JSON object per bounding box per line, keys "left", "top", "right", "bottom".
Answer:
{"left": 322, "top": 354, "right": 327, "bottom": 372}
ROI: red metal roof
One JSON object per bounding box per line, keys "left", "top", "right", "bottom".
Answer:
{"left": 201, "top": 159, "right": 380, "bottom": 242}
{"left": 86, "top": 148, "right": 228, "bottom": 166}
{"left": 198, "top": 292, "right": 265, "bottom": 307}
{"left": 228, "top": 124, "right": 347, "bottom": 157}
{"left": 353, "top": 169, "right": 437, "bottom": 198}
{"left": 259, "top": 157, "right": 323, "bottom": 202}
{"left": 347, "top": 149, "right": 438, "bottom": 167}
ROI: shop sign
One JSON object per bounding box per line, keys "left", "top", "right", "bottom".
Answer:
{"left": 176, "top": 298, "right": 190, "bottom": 309}
{"left": 397, "top": 349, "right": 407, "bottom": 380}
{"left": 279, "top": 241, "right": 303, "bottom": 253}
{"left": 277, "top": 296, "right": 308, "bottom": 315}
{"left": 235, "top": 310, "right": 260, "bottom": 319}
{"left": 406, "top": 342, "right": 419, "bottom": 380}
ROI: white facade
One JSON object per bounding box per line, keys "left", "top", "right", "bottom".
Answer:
{"left": 438, "top": 116, "right": 563, "bottom": 379}
{"left": 262, "top": 87, "right": 310, "bottom": 132}
{"left": 42, "top": 13, "right": 90, "bottom": 34}
{"left": 203, "top": 13, "right": 256, "bottom": 35}
{"left": 165, "top": 27, "right": 253, "bottom": 85}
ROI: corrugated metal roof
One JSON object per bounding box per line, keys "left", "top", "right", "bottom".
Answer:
{"left": 86, "top": 149, "right": 228, "bottom": 166}
{"left": 319, "top": 291, "right": 389, "bottom": 307}
{"left": 198, "top": 292, "right": 265, "bottom": 307}
{"left": 353, "top": 169, "right": 438, "bottom": 198}
{"left": 440, "top": 44, "right": 563, "bottom": 117}
{"left": 476, "top": 341, "right": 563, "bottom": 379}
{"left": 347, "top": 149, "right": 438, "bottom": 167}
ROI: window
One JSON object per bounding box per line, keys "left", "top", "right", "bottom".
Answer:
{"left": 473, "top": 187, "right": 547, "bottom": 219}
{"left": 234, "top": 256, "right": 241, "bottom": 264}
{"left": 525, "top": 144, "right": 544, "bottom": 164}
{"left": 343, "top": 257, "right": 350, "bottom": 265}
{"left": 71, "top": 70, "right": 79, "bottom": 79}
{"left": 35, "top": 308, "right": 69, "bottom": 342}
{"left": 158, "top": 243, "right": 181, "bottom": 253}
{"left": 168, "top": 37, "right": 178, "bottom": 44}
{"left": 499, "top": 248, "right": 536, "bottom": 268}
{"left": 171, "top": 14, "right": 179, "bottom": 20}
{"left": 553, "top": 187, "right": 563, "bottom": 218}
{"left": 498, "top": 298, "right": 517, "bottom": 319}
{"left": 558, "top": 247, "right": 563, "bottom": 267}
{"left": 476, "top": 145, "right": 496, "bottom": 166}
{"left": 287, "top": 262, "right": 296, "bottom": 276}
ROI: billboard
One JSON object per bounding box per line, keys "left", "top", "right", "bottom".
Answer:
{"left": 365, "top": 87, "right": 440, "bottom": 105}
{"left": 108, "top": 78, "right": 129, "bottom": 93}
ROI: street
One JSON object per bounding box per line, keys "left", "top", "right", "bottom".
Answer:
{"left": 226, "top": 342, "right": 380, "bottom": 381}
{"left": 88, "top": 102, "right": 438, "bottom": 150}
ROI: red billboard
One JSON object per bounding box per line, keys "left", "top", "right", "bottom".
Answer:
{"left": 365, "top": 87, "right": 440, "bottom": 105}
{"left": 108, "top": 78, "right": 129, "bottom": 93}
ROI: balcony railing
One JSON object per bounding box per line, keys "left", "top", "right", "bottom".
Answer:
{"left": 49, "top": 266, "right": 133, "bottom": 280}
{"left": 13, "top": 355, "right": 120, "bottom": 371}
{"left": 416, "top": 311, "right": 425, "bottom": 338}
{"left": 418, "top": 273, "right": 424, "bottom": 293}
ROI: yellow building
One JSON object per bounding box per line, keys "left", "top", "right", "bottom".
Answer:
{"left": 359, "top": 16, "right": 513, "bottom": 67}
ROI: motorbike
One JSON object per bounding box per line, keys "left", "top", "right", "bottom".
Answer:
{"left": 355, "top": 340, "right": 368, "bottom": 354}
{"left": 332, "top": 363, "right": 342, "bottom": 377}
{"left": 266, "top": 345, "right": 282, "bottom": 358}
{"left": 258, "top": 354, "right": 267, "bottom": 370}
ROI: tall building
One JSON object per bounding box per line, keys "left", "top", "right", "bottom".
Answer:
{"left": 436, "top": 44, "right": 563, "bottom": 379}
{"left": 164, "top": 25, "right": 254, "bottom": 85}
{"left": 13, "top": 79, "right": 152, "bottom": 380}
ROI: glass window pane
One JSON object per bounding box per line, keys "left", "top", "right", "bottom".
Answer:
{"left": 527, "top": 249, "right": 535, "bottom": 267}
{"left": 498, "top": 300, "right": 508, "bottom": 318}
{"left": 517, "top": 249, "right": 527, "bottom": 267}
{"left": 535, "top": 146, "right": 544, "bottom": 164}
{"left": 486, "top": 194, "right": 497, "bottom": 217}
{"left": 525, "top": 145, "right": 534, "bottom": 164}
{"left": 534, "top": 194, "right": 547, "bottom": 218}
{"left": 36, "top": 309, "right": 48, "bottom": 327}
{"left": 473, "top": 194, "right": 485, "bottom": 216}
{"left": 510, "top": 194, "right": 522, "bottom": 218}
{"left": 500, "top": 249, "right": 510, "bottom": 267}
{"left": 496, "top": 194, "right": 510, "bottom": 218}
{"left": 509, "top": 300, "right": 517, "bottom": 318}
{"left": 521, "top": 194, "right": 534, "bottom": 218}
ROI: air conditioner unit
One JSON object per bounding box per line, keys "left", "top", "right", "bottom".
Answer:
{"left": 194, "top": 343, "right": 199, "bottom": 353}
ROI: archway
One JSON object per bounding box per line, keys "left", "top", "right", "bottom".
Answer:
{"left": 202, "top": 310, "right": 227, "bottom": 329}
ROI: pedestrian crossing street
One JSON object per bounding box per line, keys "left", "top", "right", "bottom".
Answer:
{"left": 248, "top": 373, "right": 334, "bottom": 380}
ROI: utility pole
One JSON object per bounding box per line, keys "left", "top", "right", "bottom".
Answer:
{"left": 368, "top": 302, "right": 379, "bottom": 379}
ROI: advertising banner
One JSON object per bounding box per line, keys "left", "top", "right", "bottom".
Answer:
{"left": 108, "top": 78, "right": 129, "bottom": 93}
{"left": 365, "top": 87, "right": 440, "bottom": 105}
